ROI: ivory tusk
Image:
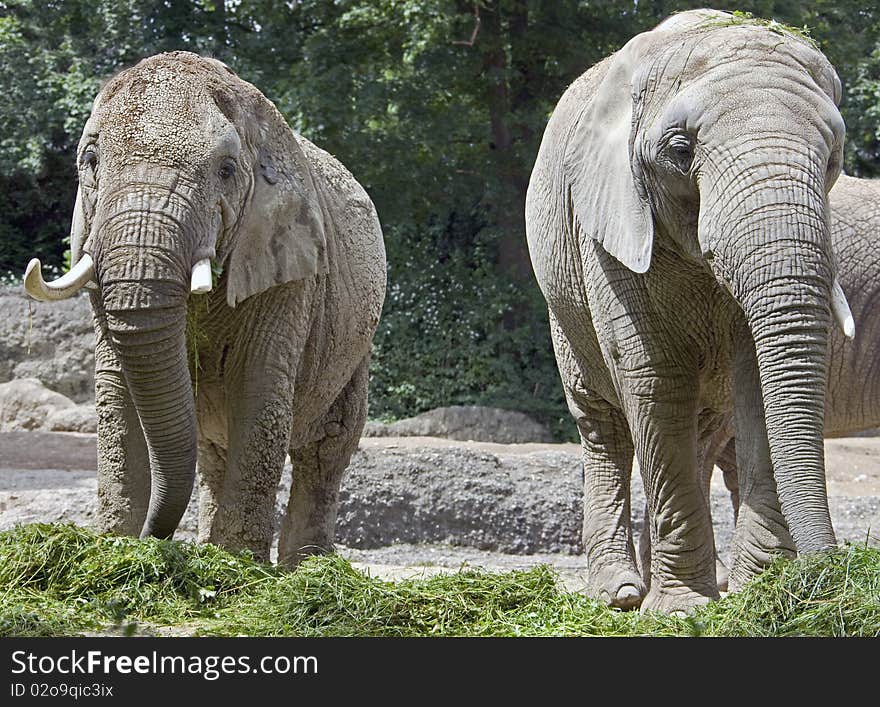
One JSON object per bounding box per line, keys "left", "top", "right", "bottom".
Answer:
{"left": 24, "top": 254, "right": 95, "bottom": 302}
{"left": 190, "top": 258, "right": 213, "bottom": 294}
{"left": 831, "top": 278, "right": 855, "bottom": 339}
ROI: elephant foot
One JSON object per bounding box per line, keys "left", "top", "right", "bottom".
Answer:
{"left": 587, "top": 565, "right": 646, "bottom": 610}
{"left": 640, "top": 583, "right": 717, "bottom": 615}
{"left": 206, "top": 514, "right": 274, "bottom": 563}
{"left": 728, "top": 547, "right": 794, "bottom": 593}
{"left": 728, "top": 525, "right": 796, "bottom": 593}
{"left": 277, "top": 536, "right": 335, "bottom": 569}
{"left": 716, "top": 558, "right": 729, "bottom": 593}
{"left": 608, "top": 583, "right": 644, "bottom": 610}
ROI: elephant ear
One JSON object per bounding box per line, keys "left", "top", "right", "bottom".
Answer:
{"left": 225, "top": 106, "right": 328, "bottom": 308}
{"left": 566, "top": 32, "right": 662, "bottom": 273}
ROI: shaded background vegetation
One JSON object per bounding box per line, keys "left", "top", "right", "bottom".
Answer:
{"left": 2, "top": 1, "right": 879, "bottom": 437}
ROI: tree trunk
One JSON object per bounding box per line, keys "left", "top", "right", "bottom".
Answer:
{"left": 478, "top": 1, "right": 533, "bottom": 284}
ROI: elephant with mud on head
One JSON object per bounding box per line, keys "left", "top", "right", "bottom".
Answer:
{"left": 525, "top": 10, "right": 854, "bottom": 613}
{"left": 24, "top": 52, "right": 386, "bottom": 565}
{"left": 648, "top": 173, "right": 880, "bottom": 592}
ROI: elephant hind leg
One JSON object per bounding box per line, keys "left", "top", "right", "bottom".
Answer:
{"left": 278, "top": 354, "right": 370, "bottom": 568}
{"left": 716, "top": 439, "right": 740, "bottom": 523}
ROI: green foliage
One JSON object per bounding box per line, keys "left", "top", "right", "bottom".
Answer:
{"left": 209, "top": 553, "right": 649, "bottom": 637}
{"left": 368, "top": 219, "right": 573, "bottom": 438}
{"left": 2, "top": 524, "right": 879, "bottom": 637}
{"left": 185, "top": 294, "right": 210, "bottom": 394}
{"left": 205, "top": 543, "right": 880, "bottom": 636}
{"left": 0, "top": 594, "right": 91, "bottom": 636}
{"left": 845, "top": 44, "right": 880, "bottom": 174}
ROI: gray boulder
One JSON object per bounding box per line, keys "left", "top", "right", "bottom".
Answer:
{"left": 0, "top": 287, "right": 94, "bottom": 402}
{"left": 0, "top": 377, "right": 78, "bottom": 431}
{"left": 45, "top": 404, "right": 98, "bottom": 433}
{"left": 364, "top": 405, "right": 554, "bottom": 444}
{"left": 331, "top": 445, "right": 584, "bottom": 553}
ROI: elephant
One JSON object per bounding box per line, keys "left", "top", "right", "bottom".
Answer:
{"left": 525, "top": 10, "right": 854, "bottom": 613}
{"left": 22, "top": 52, "right": 386, "bottom": 567}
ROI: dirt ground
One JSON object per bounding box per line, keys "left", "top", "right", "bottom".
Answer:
{"left": 0, "top": 430, "right": 878, "bottom": 591}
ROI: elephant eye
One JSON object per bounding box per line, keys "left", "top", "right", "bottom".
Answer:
{"left": 80, "top": 148, "right": 98, "bottom": 170}
{"left": 79, "top": 147, "right": 99, "bottom": 189}
{"left": 219, "top": 160, "right": 237, "bottom": 180}
{"left": 666, "top": 135, "right": 694, "bottom": 173}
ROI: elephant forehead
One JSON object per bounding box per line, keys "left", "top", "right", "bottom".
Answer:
{"left": 641, "top": 25, "right": 836, "bottom": 96}
{"left": 96, "top": 65, "right": 231, "bottom": 166}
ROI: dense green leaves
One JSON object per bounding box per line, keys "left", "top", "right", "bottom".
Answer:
{"left": 2, "top": 1, "right": 879, "bottom": 435}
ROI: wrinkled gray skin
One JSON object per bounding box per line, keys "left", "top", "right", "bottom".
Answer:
{"left": 37, "top": 52, "right": 385, "bottom": 565}
{"left": 685, "top": 174, "right": 880, "bottom": 590}
{"left": 526, "top": 11, "right": 847, "bottom": 613}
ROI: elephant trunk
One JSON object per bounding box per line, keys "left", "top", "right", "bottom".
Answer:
{"left": 704, "top": 160, "right": 837, "bottom": 552}
{"left": 740, "top": 277, "right": 835, "bottom": 551}
{"left": 93, "top": 191, "right": 197, "bottom": 539}
{"left": 106, "top": 306, "right": 196, "bottom": 539}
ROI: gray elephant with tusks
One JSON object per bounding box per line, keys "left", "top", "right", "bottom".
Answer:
{"left": 525, "top": 10, "right": 855, "bottom": 613}
{"left": 23, "top": 52, "right": 386, "bottom": 566}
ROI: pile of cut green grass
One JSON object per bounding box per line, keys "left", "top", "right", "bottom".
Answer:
{"left": 691, "top": 547, "right": 880, "bottom": 636}
{"left": 207, "top": 556, "right": 663, "bottom": 637}
{"left": 0, "top": 523, "right": 280, "bottom": 636}
{"left": 1, "top": 524, "right": 878, "bottom": 637}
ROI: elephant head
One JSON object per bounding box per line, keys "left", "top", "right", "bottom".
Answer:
{"left": 565, "top": 12, "right": 852, "bottom": 552}
{"left": 24, "top": 52, "right": 328, "bottom": 538}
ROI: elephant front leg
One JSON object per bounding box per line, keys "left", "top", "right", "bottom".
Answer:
{"left": 196, "top": 439, "right": 226, "bottom": 543}
{"left": 94, "top": 324, "right": 151, "bottom": 536}
{"left": 209, "top": 389, "right": 293, "bottom": 561}
{"left": 578, "top": 403, "right": 645, "bottom": 609}
{"left": 551, "top": 323, "right": 644, "bottom": 609}
{"left": 195, "top": 384, "right": 229, "bottom": 543}
{"left": 640, "top": 420, "right": 734, "bottom": 593}
{"left": 728, "top": 335, "right": 795, "bottom": 592}
{"left": 627, "top": 383, "right": 719, "bottom": 613}
{"left": 278, "top": 355, "right": 370, "bottom": 568}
